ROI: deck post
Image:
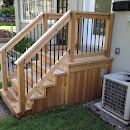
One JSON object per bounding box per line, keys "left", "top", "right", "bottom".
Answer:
{"left": 43, "top": 14, "right": 48, "bottom": 53}
{"left": 0, "top": 50, "right": 8, "bottom": 90}
{"left": 17, "top": 60, "right": 25, "bottom": 117}
{"left": 68, "top": 12, "right": 76, "bottom": 62}
{"left": 104, "top": 14, "right": 114, "bottom": 57}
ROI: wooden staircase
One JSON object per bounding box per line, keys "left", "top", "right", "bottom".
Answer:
{"left": 0, "top": 11, "right": 114, "bottom": 118}
{"left": 0, "top": 52, "right": 67, "bottom": 118}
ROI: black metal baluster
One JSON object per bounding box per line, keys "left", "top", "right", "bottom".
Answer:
{"left": 62, "top": 27, "right": 64, "bottom": 56}
{"left": 50, "top": 19, "right": 51, "bottom": 68}
{"left": 90, "top": 19, "right": 93, "bottom": 53}
{"left": 22, "top": 38, "right": 25, "bottom": 53}
{"left": 50, "top": 40, "right": 51, "bottom": 69}
{"left": 77, "top": 19, "right": 79, "bottom": 54}
{"left": 45, "top": 47, "right": 47, "bottom": 74}
{"left": 37, "top": 25, "right": 39, "bottom": 40}
{"left": 34, "top": 28, "right": 35, "bottom": 43}
{"left": 31, "top": 58, "right": 33, "bottom": 88}
{"left": 102, "top": 19, "right": 105, "bottom": 51}
{"left": 54, "top": 36, "right": 56, "bottom": 64}
{"left": 11, "top": 48, "right": 14, "bottom": 72}
{"left": 30, "top": 31, "right": 32, "bottom": 46}
{"left": 98, "top": 19, "right": 101, "bottom": 51}
{"left": 41, "top": 21, "right": 42, "bottom": 37}
{"left": 26, "top": 63, "right": 28, "bottom": 93}
{"left": 36, "top": 54, "right": 38, "bottom": 83}
{"left": 86, "top": 19, "right": 89, "bottom": 53}
{"left": 94, "top": 19, "right": 97, "bottom": 52}
{"left": 15, "top": 45, "right": 17, "bottom": 60}
{"left": 81, "top": 18, "right": 84, "bottom": 53}
{"left": 41, "top": 49, "right": 42, "bottom": 78}
{"left": 58, "top": 32, "right": 60, "bottom": 60}
{"left": 66, "top": 23, "right": 68, "bottom": 51}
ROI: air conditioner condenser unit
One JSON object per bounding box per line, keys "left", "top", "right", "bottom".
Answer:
{"left": 102, "top": 72, "right": 130, "bottom": 121}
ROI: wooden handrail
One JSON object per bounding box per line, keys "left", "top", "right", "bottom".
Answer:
{"left": 15, "top": 10, "right": 71, "bottom": 65}
{"left": 0, "top": 12, "right": 44, "bottom": 53}
{"left": 47, "top": 13, "right": 63, "bottom": 19}
{"left": 76, "top": 11, "right": 113, "bottom": 19}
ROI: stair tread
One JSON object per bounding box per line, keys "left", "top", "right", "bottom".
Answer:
{"left": 32, "top": 60, "right": 66, "bottom": 76}
{"left": 26, "top": 69, "right": 55, "bottom": 87}
{"left": 11, "top": 79, "right": 44, "bottom": 100}
{"left": 8, "top": 87, "right": 31, "bottom": 110}
{"left": 0, "top": 89, "right": 31, "bottom": 116}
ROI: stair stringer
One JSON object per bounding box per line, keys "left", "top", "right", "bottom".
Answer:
{"left": 31, "top": 75, "right": 66, "bottom": 114}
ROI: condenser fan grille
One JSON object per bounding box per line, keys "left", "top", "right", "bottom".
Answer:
{"left": 103, "top": 79, "right": 128, "bottom": 117}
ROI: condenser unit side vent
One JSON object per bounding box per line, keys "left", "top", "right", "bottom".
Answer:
{"left": 103, "top": 79, "right": 128, "bottom": 117}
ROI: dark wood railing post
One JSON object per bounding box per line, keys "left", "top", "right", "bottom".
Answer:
{"left": 0, "top": 50, "right": 8, "bottom": 90}
{"left": 68, "top": 12, "right": 76, "bottom": 62}
{"left": 43, "top": 14, "right": 48, "bottom": 53}
{"left": 17, "top": 61, "right": 25, "bottom": 117}
{"left": 104, "top": 14, "right": 114, "bottom": 57}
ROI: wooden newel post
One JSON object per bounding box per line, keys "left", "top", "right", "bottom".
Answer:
{"left": 0, "top": 50, "right": 8, "bottom": 90}
{"left": 68, "top": 12, "right": 76, "bottom": 62}
{"left": 104, "top": 14, "right": 114, "bottom": 57}
{"left": 17, "top": 61, "right": 25, "bottom": 116}
{"left": 43, "top": 14, "right": 48, "bottom": 53}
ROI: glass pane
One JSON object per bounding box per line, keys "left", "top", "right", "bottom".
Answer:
{"left": 95, "top": 0, "right": 112, "bottom": 13}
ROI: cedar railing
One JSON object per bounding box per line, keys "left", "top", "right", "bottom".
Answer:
{"left": 0, "top": 10, "right": 114, "bottom": 116}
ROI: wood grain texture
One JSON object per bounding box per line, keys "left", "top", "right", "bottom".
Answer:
{"left": 68, "top": 12, "right": 76, "bottom": 62}
{"left": 17, "top": 61, "right": 25, "bottom": 116}
{"left": 0, "top": 50, "right": 8, "bottom": 89}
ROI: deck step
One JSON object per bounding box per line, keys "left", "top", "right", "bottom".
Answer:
{"left": 11, "top": 79, "right": 45, "bottom": 101}
{"left": 32, "top": 60, "right": 66, "bottom": 76}
{"left": 25, "top": 69, "right": 56, "bottom": 87}
{"left": 0, "top": 88, "right": 32, "bottom": 118}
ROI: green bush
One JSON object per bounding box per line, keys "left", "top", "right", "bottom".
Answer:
{"left": 14, "top": 37, "right": 33, "bottom": 54}
{"left": 0, "top": 6, "right": 15, "bottom": 17}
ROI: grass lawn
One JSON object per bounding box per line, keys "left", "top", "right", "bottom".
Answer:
{"left": 0, "top": 105, "right": 114, "bottom": 130}
{"left": 0, "top": 22, "right": 15, "bottom": 26}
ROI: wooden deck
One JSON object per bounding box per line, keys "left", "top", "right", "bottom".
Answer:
{"left": 0, "top": 52, "right": 113, "bottom": 117}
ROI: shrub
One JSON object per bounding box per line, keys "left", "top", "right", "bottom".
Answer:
{"left": 0, "top": 6, "right": 15, "bottom": 17}
{"left": 14, "top": 37, "right": 33, "bottom": 54}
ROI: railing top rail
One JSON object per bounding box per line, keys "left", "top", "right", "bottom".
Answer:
{"left": 47, "top": 13, "right": 63, "bottom": 19}
{"left": 75, "top": 11, "right": 114, "bottom": 19}
{"left": 14, "top": 10, "right": 72, "bottom": 65}
{"left": 0, "top": 12, "right": 44, "bottom": 53}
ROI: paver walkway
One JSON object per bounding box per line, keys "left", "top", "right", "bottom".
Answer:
{"left": 0, "top": 97, "right": 11, "bottom": 119}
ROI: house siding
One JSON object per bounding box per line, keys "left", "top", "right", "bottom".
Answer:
{"left": 15, "top": 0, "right": 84, "bottom": 34}
{"left": 110, "top": 0, "right": 130, "bottom": 72}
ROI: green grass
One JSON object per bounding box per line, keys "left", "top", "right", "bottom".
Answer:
{"left": 0, "top": 105, "right": 114, "bottom": 130}
{"left": 0, "top": 64, "right": 1, "bottom": 70}
{"left": 0, "top": 22, "right": 15, "bottom": 26}
{"left": 0, "top": 82, "right": 11, "bottom": 89}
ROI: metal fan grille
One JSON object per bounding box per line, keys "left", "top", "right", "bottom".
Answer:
{"left": 103, "top": 79, "right": 128, "bottom": 117}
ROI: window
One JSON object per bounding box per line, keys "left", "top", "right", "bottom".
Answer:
{"left": 21, "top": 0, "right": 56, "bottom": 21}
{"left": 57, "top": 0, "right": 68, "bottom": 13}
{"left": 95, "top": 0, "right": 112, "bottom": 13}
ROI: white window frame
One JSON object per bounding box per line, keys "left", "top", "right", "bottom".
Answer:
{"left": 20, "top": 0, "right": 57, "bottom": 23}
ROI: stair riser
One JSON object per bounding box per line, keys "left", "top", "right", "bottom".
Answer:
{"left": 11, "top": 81, "right": 18, "bottom": 93}
{"left": 25, "top": 74, "right": 45, "bottom": 96}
